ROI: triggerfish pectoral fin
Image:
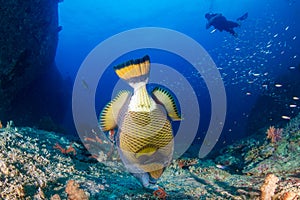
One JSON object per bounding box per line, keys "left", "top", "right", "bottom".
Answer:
{"left": 99, "top": 90, "right": 131, "bottom": 131}
{"left": 151, "top": 87, "right": 181, "bottom": 121}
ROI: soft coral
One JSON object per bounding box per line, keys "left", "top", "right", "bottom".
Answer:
{"left": 266, "top": 126, "right": 283, "bottom": 143}
{"left": 53, "top": 142, "right": 76, "bottom": 155}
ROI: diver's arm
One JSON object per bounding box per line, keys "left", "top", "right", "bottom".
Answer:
{"left": 206, "top": 22, "right": 212, "bottom": 29}
{"left": 209, "top": 13, "right": 222, "bottom": 23}
{"left": 206, "top": 13, "right": 222, "bottom": 29}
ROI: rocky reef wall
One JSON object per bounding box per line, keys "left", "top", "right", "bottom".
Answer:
{"left": 0, "top": 0, "right": 68, "bottom": 132}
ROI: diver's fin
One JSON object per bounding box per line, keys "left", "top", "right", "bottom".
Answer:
{"left": 237, "top": 12, "right": 248, "bottom": 21}
{"left": 151, "top": 87, "right": 181, "bottom": 121}
{"left": 114, "top": 55, "right": 150, "bottom": 85}
{"left": 99, "top": 90, "right": 131, "bottom": 131}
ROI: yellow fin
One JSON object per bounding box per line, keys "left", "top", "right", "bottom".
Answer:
{"left": 99, "top": 90, "right": 131, "bottom": 131}
{"left": 135, "top": 144, "right": 158, "bottom": 159}
{"left": 152, "top": 87, "right": 181, "bottom": 121}
{"left": 114, "top": 55, "right": 150, "bottom": 81}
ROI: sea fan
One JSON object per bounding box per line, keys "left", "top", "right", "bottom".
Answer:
{"left": 266, "top": 126, "right": 283, "bottom": 143}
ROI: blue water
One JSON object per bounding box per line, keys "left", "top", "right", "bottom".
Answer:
{"left": 55, "top": 0, "right": 300, "bottom": 154}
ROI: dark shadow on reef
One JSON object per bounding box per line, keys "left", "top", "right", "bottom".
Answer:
{"left": 0, "top": 0, "right": 68, "bottom": 132}
{"left": 246, "top": 65, "right": 300, "bottom": 135}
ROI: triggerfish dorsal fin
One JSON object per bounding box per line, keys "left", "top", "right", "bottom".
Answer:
{"left": 114, "top": 55, "right": 150, "bottom": 86}
{"left": 99, "top": 90, "right": 131, "bottom": 131}
{"left": 151, "top": 87, "right": 181, "bottom": 121}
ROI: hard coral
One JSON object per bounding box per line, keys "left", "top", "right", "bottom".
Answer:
{"left": 177, "top": 158, "right": 198, "bottom": 169}
{"left": 50, "top": 194, "right": 61, "bottom": 200}
{"left": 65, "top": 180, "right": 89, "bottom": 200}
{"left": 260, "top": 173, "right": 279, "bottom": 200}
{"left": 281, "top": 191, "right": 298, "bottom": 200}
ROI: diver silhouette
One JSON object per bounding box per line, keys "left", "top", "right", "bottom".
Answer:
{"left": 205, "top": 12, "right": 248, "bottom": 37}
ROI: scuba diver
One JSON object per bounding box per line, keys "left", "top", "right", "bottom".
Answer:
{"left": 205, "top": 12, "right": 248, "bottom": 37}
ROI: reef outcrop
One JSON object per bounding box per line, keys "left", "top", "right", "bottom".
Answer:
{"left": 0, "top": 0, "right": 67, "bottom": 131}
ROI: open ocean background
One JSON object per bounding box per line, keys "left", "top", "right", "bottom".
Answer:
{"left": 56, "top": 0, "right": 300, "bottom": 152}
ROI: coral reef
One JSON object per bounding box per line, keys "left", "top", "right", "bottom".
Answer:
{"left": 53, "top": 142, "right": 77, "bottom": 156}
{"left": 0, "top": 112, "right": 299, "bottom": 199}
{"left": 51, "top": 194, "right": 62, "bottom": 200}
{"left": 246, "top": 68, "right": 300, "bottom": 136}
{"left": 260, "top": 173, "right": 279, "bottom": 200}
{"left": 266, "top": 126, "right": 283, "bottom": 143}
{"left": 65, "top": 180, "right": 89, "bottom": 200}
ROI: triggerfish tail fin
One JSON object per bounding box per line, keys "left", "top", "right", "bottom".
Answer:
{"left": 99, "top": 90, "right": 131, "bottom": 131}
{"left": 149, "top": 168, "right": 164, "bottom": 180}
{"left": 237, "top": 12, "right": 248, "bottom": 21}
{"left": 151, "top": 87, "right": 181, "bottom": 121}
{"left": 114, "top": 55, "right": 151, "bottom": 88}
{"left": 142, "top": 163, "right": 165, "bottom": 180}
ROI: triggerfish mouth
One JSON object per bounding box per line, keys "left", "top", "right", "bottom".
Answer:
{"left": 99, "top": 55, "right": 181, "bottom": 197}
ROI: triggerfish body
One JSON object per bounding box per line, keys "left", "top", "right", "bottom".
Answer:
{"left": 99, "top": 55, "right": 181, "bottom": 198}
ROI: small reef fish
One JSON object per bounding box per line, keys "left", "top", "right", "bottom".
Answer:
{"left": 99, "top": 55, "right": 181, "bottom": 197}
{"left": 293, "top": 96, "right": 299, "bottom": 100}
{"left": 281, "top": 115, "right": 291, "bottom": 120}
{"left": 216, "top": 164, "right": 227, "bottom": 169}
{"left": 289, "top": 66, "right": 296, "bottom": 70}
